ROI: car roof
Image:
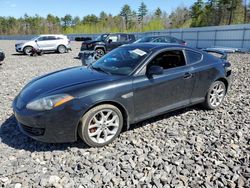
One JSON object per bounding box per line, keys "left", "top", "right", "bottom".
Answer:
{"left": 102, "top": 33, "right": 133, "bottom": 35}
{"left": 141, "top": 35, "right": 176, "bottom": 39}
{"left": 39, "top": 34, "right": 66, "bottom": 37}
{"left": 121, "top": 43, "right": 196, "bottom": 52}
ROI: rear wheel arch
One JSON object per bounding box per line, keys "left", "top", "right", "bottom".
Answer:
{"left": 57, "top": 45, "right": 67, "bottom": 53}
{"left": 215, "top": 78, "right": 229, "bottom": 93}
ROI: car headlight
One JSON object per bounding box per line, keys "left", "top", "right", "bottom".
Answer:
{"left": 26, "top": 94, "right": 74, "bottom": 111}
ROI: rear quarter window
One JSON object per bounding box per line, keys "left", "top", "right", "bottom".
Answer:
{"left": 185, "top": 50, "right": 203, "bottom": 64}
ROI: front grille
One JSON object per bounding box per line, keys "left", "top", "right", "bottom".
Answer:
{"left": 20, "top": 123, "right": 45, "bottom": 136}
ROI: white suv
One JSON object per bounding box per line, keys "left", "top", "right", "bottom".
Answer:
{"left": 15, "top": 34, "right": 71, "bottom": 55}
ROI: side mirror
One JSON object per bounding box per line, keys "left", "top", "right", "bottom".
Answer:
{"left": 108, "top": 39, "right": 112, "bottom": 43}
{"left": 35, "top": 40, "right": 38, "bottom": 42}
{"left": 147, "top": 65, "right": 163, "bottom": 76}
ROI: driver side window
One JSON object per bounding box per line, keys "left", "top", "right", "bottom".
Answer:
{"left": 148, "top": 50, "right": 186, "bottom": 70}
{"left": 37, "top": 37, "right": 48, "bottom": 41}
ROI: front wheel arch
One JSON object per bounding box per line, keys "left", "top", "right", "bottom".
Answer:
{"left": 78, "top": 103, "right": 124, "bottom": 147}
{"left": 23, "top": 46, "right": 33, "bottom": 55}
{"left": 76, "top": 101, "right": 129, "bottom": 140}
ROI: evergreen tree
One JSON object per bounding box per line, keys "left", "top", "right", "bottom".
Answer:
{"left": 119, "top": 4, "right": 132, "bottom": 30}
{"left": 155, "top": 8, "right": 162, "bottom": 18}
{"left": 138, "top": 2, "right": 148, "bottom": 30}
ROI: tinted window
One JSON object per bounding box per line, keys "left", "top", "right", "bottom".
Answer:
{"left": 37, "top": 37, "right": 48, "bottom": 41}
{"left": 56, "top": 37, "right": 64, "bottom": 40}
{"left": 47, "top": 36, "right": 56, "bottom": 40}
{"left": 153, "top": 37, "right": 165, "bottom": 43}
{"left": 135, "top": 37, "right": 156, "bottom": 43}
{"left": 149, "top": 50, "right": 186, "bottom": 70}
{"left": 164, "top": 37, "right": 172, "bottom": 43}
{"left": 119, "top": 35, "right": 128, "bottom": 42}
{"left": 185, "top": 50, "right": 202, "bottom": 64}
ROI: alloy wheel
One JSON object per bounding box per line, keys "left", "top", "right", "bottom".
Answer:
{"left": 209, "top": 82, "right": 226, "bottom": 107}
{"left": 87, "top": 109, "right": 120, "bottom": 144}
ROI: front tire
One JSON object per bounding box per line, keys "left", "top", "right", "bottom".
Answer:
{"left": 95, "top": 48, "right": 105, "bottom": 59}
{"left": 78, "top": 104, "right": 123, "bottom": 147}
{"left": 23, "top": 46, "right": 33, "bottom": 55}
{"left": 203, "top": 81, "right": 226, "bottom": 110}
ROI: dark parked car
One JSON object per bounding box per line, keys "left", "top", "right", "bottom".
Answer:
{"left": 134, "top": 35, "right": 187, "bottom": 46}
{"left": 78, "top": 33, "right": 136, "bottom": 59}
{"left": 0, "top": 49, "right": 5, "bottom": 64}
{"left": 13, "top": 43, "right": 232, "bottom": 147}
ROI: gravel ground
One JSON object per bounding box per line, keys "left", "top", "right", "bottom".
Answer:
{"left": 0, "top": 40, "right": 249, "bottom": 188}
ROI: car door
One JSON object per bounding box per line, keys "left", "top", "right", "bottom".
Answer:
{"left": 132, "top": 49, "right": 196, "bottom": 122}
{"left": 36, "top": 36, "right": 51, "bottom": 50}
{"left": 184, "top": 49, "right": 214, "bottom": 103}
{"left": 105, "top": 34, "right": 120, "bottom": 52}
{"left": 46, "top": 36, "right": 58, "bottom": 50}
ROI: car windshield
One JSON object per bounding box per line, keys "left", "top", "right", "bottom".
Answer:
{"left": 91, "top": 47, "right": 149, "bottom": 75}
{"left": 134, "top": 36, "right": 156, "bottom": 43}
{"left": 95, "top": 34, "right": 108, "bottom": 42}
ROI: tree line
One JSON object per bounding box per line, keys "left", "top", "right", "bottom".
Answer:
{"left": 0, "top": 0, "right": 249, "bottom": 35}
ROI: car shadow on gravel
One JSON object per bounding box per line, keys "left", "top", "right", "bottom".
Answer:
{"left": 128, "top": 105, "right": 203, "bottom": 131}
{"left": 0, "top": 115, "right": 89, "bottom": 152}
{"left": 11, "top": 53, "right": 27, "bottom": 56}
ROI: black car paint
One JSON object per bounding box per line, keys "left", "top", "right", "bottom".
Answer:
{"left": 13, "top": 43, "right": 231, "bottom": 143}
{"left": 0, "top": 49, "right": 5, "bottom": 62}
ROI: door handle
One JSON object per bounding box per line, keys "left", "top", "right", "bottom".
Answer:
{"left": 184, "top": 72, "right": 192, "bottom": 79}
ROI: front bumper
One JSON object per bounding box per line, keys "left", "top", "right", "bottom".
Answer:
{"left": 78, "top": 50, "right": 95, "bottom": 58}
{"left": 13, "top": 97, "right": 85, "bottom": 143}
{"left": 15, "top": 46, "right": 23, "bottom": 53}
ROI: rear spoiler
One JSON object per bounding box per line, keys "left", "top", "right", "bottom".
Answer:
{"left": 202, "top": 49, "right": 227, "bottom": 60}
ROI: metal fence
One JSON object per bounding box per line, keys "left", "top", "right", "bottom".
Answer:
{"left": 1, "top": 24, "right": 250, "bottom": 50}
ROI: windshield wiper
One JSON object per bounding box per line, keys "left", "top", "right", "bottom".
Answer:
{"left": 90, "top": 64, "right": 111, "bottom": 75}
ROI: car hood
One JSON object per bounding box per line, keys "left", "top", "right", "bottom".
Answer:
{"left": 15, "top": 40, "right": 28, "bottom": 45}
{"left": 19, "top": 66, "right": 115, "bottom": 102}
{"left": 82, "top": 40, "right": 104, "bottom": 45}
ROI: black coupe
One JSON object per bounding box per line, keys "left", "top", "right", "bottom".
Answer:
{"left": 13, "top": 43, "right": 232, "bottom": 147}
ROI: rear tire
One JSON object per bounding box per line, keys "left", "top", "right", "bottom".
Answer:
{"left": 57, "top": 45, "right": 67, "bottom": 53}
{"left": 203, "top": 80, "right": 226, "bottom": 110}
{"left": 78, "top": 104, "right": 123, "bottom": 147}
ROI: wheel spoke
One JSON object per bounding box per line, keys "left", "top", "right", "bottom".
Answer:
{"left": 107, "top": 123, "right": 119, "bottom": 127}
{"left": 96, "top": 129, "right": 103, "bottom": 143}
{"left": 89, "top": 123, "right": 100, "bottom": 129}
{"left": 107, "top": 115, "right": 118, "bottom": 124}
{"left": 106, "top": 128, "right": 117, "bottom": 135}
{"left": 106, "top": 111, "right": 112, "bottom": 119}
{"left": 89, "top": 128, "right": 101, "bottom": 137}
{"left": 103, "top": 129, "right": 108, "bottom": 141}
